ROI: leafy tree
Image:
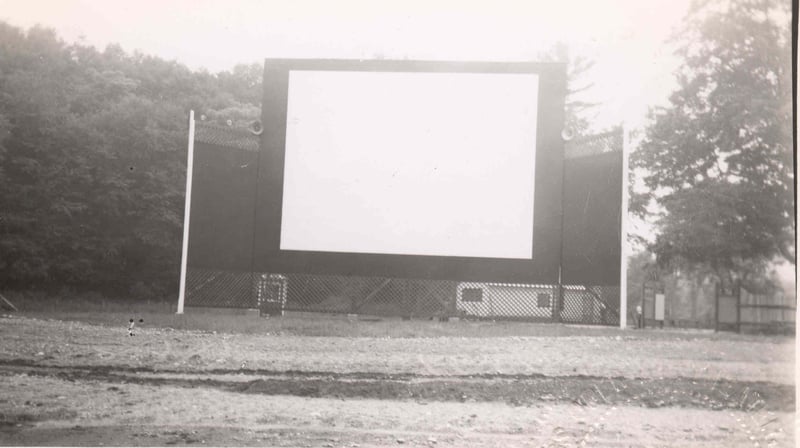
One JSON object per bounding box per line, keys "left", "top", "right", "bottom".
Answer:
{"left": 201, "top": 102, "right": 261, "bottom": 128}
{"left": 216, "top": 63, "right": 264, "bottom": 106}
{"left": 630, "top": 0, "right": 794, "bottom": 278}
{"left": 538, "top": 42, "right": 599, "bottom": 136}
{"left": 0, "top": 21, "right": 264, "bottom": 298}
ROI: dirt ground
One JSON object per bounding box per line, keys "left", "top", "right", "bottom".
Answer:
{"left": 0, "top": 314, "right": 796, "bottom": 447}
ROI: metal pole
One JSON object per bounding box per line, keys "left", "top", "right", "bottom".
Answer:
{"left": 714, "top": 281, "right": 719, "bottom": 332}
{"left": 735, "top": 280, "right": 741, "bottom": 333}
{"left": 619, "top": 124, "right": 629, "bottom": 329}
{"left": 640, "top": 282, "right": 646, "bottom": 330}
{"left": 177, "top": 110, "right": 196, "bottom": 314}
{"left": 554, "top": 267, "right": 563, "bottom": 323}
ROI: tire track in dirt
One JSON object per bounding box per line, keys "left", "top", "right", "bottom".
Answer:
{"left": 0, "top": 359, "right": 793, "bottom": 412}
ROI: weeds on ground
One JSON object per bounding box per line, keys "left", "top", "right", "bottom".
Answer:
{"left": 3, "top": 291, "right": 788, "bottom": 341}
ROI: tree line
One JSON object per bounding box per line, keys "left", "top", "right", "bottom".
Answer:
{"left": 0, "top": 22, "right": 262, "bottom": 299}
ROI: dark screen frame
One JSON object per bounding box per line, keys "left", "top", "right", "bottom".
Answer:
{"left": 254, "top": 59, "right": 567, "bottom": 284}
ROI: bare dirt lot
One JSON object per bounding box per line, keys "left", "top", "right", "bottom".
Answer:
{"left": 0, "top": 313, "right": 795, "bottom": 447}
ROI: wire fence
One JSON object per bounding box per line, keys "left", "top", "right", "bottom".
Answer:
{"left": 185, "top": 268, "right": 253, "bottom": 308}
{"left": 561, "top": 285, "right": 620, "bottom": 326}
{"left": 184, "top": 268, "right": 620, "bottom": 325}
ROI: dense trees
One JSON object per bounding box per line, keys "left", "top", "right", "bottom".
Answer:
{"left": 0, "top": 22, "right": 262, "bottom": 298}
{"left": 631, "top": 0, "right": 794, "bottom": 280}
{"left": 538, "top": 42, "right": 598, "bottom": 137}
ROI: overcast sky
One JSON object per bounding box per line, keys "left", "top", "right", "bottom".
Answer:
{"left": 0, "top": 0, "right": 695, "bottom": 131}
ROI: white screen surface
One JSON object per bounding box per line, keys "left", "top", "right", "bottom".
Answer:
{"left": 280, "top": 70, "right": 539, "bottom": 259}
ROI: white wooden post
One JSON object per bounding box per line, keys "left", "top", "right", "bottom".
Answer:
{"left": 177, "top": 110, "right": 196, "bottom": 314}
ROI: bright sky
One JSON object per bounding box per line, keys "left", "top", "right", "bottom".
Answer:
{"left": 0, "top": 0, "right": 694, "bottom": 131}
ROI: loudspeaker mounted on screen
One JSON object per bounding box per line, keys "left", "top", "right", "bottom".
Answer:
{"left": 250, "top": 120, "right": 264, "bottom": 135}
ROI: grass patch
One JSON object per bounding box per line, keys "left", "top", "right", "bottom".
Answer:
{"left": 18, "top": 308, "right": 620, "bottom": 338}
{"left": 12, "top": 309, "right": 779, "bottom": 341}
{"left": 5, "top": 291, "right": 791, "bottom": 341}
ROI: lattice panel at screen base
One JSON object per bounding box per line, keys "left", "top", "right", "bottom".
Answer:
{"left": 455, "top": 283, "right": 557, "bottom": 321}
{"left": 559, "top": 285, "right": 621, "bottom": 326}
{"left": 283, "top": 274, "right": 458, "bottom": 318}
{"left": 184, "top": 268, "right": 620, "bottom": 325}
{"left": 184, "top": 268, "right": 256, "bottom": 308}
